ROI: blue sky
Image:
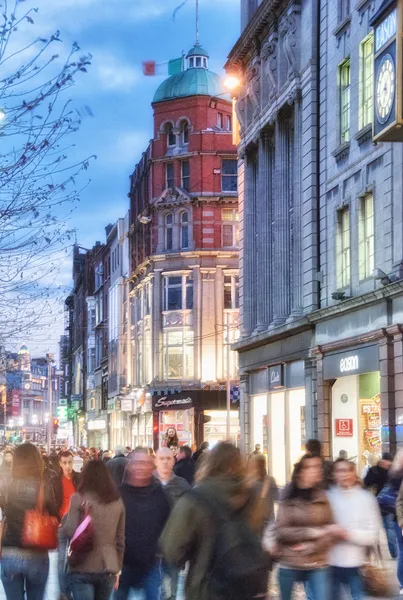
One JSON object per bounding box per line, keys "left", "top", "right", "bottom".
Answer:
{"left": 20, "top": 0, "right": 239, "bottom": 356}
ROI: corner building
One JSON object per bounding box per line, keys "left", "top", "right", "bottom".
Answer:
{"left": 125, "top": 45, "right": 240, "bottom": 449}
{"left": 227, "top": 0, "right": 403, "bottom": 483}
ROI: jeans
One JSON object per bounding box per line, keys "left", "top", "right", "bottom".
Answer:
{"left": 162, "top": 562, "right": 179, "bottom": 599}
{"left": 383, "top": 513, "right": 397, "bottom": 558}
{"left": 114, "top": 561, "right": 162, "bottom": 600}
{"left": 1, "top": 554, "right": 49, "bottom": 600}
{"left": 330, "top": 566, "right": 363, "bottom": 600}
{"left": 58, "top": 526, "right": 71, "bottom": 597}
{"left": 278, "top": 567, "right": 328, "bottom": 600}
{"left": 70, "top": 572, "right": 115, "bottom": 600}
{"left": 395, "top": 521, "right": 403, "bottom": 588}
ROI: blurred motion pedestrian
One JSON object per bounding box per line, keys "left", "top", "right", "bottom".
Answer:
{"left": 192, "top": 441, "right": 208, "bottom": 464}
{"left": 63, "top": 460, "right": 125, "bottom": 600}
{"left": 364, "top": 451, "right": 395, "bottom": 558}
{"left": 107, "top": 447, "right": 129, "bottom": 488}
{"left": 173, "top": 446, "right": 195, "bottom": 485}
{"left": 247, "top": 453, "right": 278, "bottom": 529}
{"left": 1, "top": 443, "right": 58, "bottom": 600}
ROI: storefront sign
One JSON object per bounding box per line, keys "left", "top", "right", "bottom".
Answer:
{"left": 11, "top": 389, "right": 20, "bottom": 417}
{"left": 153, "top": 396, "right": 194, "bottom": 411}
{"left": 323, "top": 345, "right": 379, "bottom": 379}
{"left": 269, "top": 365, "right": 284, "bottom": 390}
{"left": 121, "top": 398, "right": 133, "bottom": 412}
{"left": 375, "top": 7, "right": 397, "bottom": 53}
{"left": 87, "top": 419, "right": 106, "bottom": 431}
{"left": 335, "top": 419, "right": 353, "bottom": 437}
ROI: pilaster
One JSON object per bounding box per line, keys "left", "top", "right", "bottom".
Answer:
{"left": 289, "top": 99, "right": 304, "bottom": 319}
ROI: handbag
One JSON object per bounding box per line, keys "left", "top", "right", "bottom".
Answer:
{"left": 22, "top": 482, "right": 58, "bottom": 550}
{"left": 360, "top": 545, "right": 393, "bottom": 598}
{"left": 67, "top": 504, "right": 94, "bottom": 567}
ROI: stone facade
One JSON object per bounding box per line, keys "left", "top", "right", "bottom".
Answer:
{"left": 227, "top": 0, "right": 403, "bottom": 472}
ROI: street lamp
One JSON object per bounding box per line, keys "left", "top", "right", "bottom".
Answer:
{"left": 223, "top": 74, "right": 242, "bottom": 92}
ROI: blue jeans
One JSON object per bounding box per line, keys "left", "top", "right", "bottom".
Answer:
{"left": 395, "top": 521, "right": 403, "bottom": 588}
{"left": 383, "top": 513, "right": 397, "bottom": 558}
{"left": 58, "top": 526, "right": 71, "bottom": 597}
{"left": 114, "top": 561, "right": 162, "bottom": 600}
{"left": 278, "top": 567, "right": 328, "bottom": 600}
{"left": 1, "top": 554, "right": 49, "bottom": 600}
{"left": 330, "top": 566, "right": 363, "bottom": 600}
{"left": 70, "top": 572, "right": 115, "bottom": 600}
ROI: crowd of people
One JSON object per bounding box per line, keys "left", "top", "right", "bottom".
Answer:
{"left": 0, "top": 438, "right": 401, "bottom": 599}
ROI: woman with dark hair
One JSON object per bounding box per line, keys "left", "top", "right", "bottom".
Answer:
{"left": 62, "top": 459, "right": 125, "bottom": 600}
{"left": 1, "top": 442, "right": 58, "bottom": 600}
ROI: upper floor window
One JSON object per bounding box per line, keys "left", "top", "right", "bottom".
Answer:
{"left": 94, "top": 262, "right": 103, "bottom": 290}
{"left": 166, "top": 123, "right": 176, "bottom": 147}
{"left": 166, "top": 162, "right": 175, "bottom": 190}
{"left": 224, "top": 274, "right": 239, "bottom": 309}
{"left": 163, "top": 329, "right": 194, "bottom": 380}
{"left": 181, "top": 121, "right": 189, "bottom": 144}
{"left": 163, "top": 274, "right": 193, "bottom": 311}
{"left": 180, "top": 212, "right": 189, "bottom": 249}
{"left": 336, "top": 207, "right": 351, "bottom": 288}
{"left": 189, "top": 57, "right": 194, "bottom": 68}
{"left": 222, "top": 159, "right": 238, "bottom": 192}
{"left": 359, "top": 194, "right": 375, "bottom": 280}
{"left": 338, "top": 0, "right": 350, "bottom": 22}
{"left": 165, "top": 213, "right": 173, "bottom": 251}
{"left": 195, "top": 57, "right": 202, "bottom": 67}
{"left": 360, "top": 35, "right": 373, "bottom": 129}
{"left": 222, "top": 208, "right": 239, "bottom": 247}
{"left": 226, "top": 115, "right": 232, "bottom": 131}
{"left": 339, "top": 60, "right": 351, "bottom": 144}
{"left": 181, "top": 160, "right": 190, "bottom": 192}
{"left": 217, "top": 113, "right": 223, "bottom": 129}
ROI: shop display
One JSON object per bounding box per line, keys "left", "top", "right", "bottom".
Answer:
{"left": 360, "top": 394, "right": 381, "bottom": 456}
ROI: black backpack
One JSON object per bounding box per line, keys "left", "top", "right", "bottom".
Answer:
{"left": 191, "top": 487, "right": 270, "bottom": 600}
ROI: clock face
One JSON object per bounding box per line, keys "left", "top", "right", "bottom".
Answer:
{"left": 376, "top": 54, "right": 395, "bottom": 124}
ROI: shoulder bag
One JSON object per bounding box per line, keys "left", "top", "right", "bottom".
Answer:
{"left": 360, "top": 544, "right": 394, "bottom": 598}
{"left": 22, "top": 481, "right": 58, "bottom": 550}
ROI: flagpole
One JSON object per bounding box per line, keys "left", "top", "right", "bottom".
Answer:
{"left": 195, "top": 0, "right": 199, "bottom": 45}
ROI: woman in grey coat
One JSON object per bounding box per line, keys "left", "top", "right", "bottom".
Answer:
{"left": 62, "top": 460, "right": 125, "bottom": 600}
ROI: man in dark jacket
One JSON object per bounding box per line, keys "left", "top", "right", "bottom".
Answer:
{"left": 174, "top": 445, "right": 195, "bottom": 485}
{"left": 115, "top": 448, "right": 170, "bottom": 600}
{"left": 107, "top": 446, "right": 129, "bottom": 487}
{"left": 364, "top": 451, "right": 395, "bottom": 558}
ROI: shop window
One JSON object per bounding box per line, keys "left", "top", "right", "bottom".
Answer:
{"left": 360, "top": 35, "right": 373, "bottom": 129}
{"left": 336, "top": 207, "right": 350, "bottom": 288}
{"left": 180, "top": 211, "right": 189, "bottom": 249}
{"left": 163, "top": 274, "right": 193, "bottom": 311}
{"left": 359, "top": 194, "right": 374, "bottom": 281}
{"left": 221, "top": 159, "right": 238, "bottom": 192}
{"left": 339, "top": 59, "right": 351, "bottom": 144}
{"left": 181, "top": 160, "right": 190, "bottom": 192}
{"left": 164, "top": 329, "right": 194, "bottom": 379}
{"left": 165, "top": 213, "right": 173, "bottom": 251}
{"left": 224, "top": 274, "right": 239, "bottom": 309}
{"left": 222, "top": 208, "right": 239, "bottom": 247}
{"left": 166, "top": 162, "right": 174, "bottom": 190}
{"left": 166, "top": 123, "right": 176, "bottom": 147}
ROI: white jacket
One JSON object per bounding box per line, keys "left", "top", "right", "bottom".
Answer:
{"left": 327, "top": 486, "right": 382, "bottom": 568}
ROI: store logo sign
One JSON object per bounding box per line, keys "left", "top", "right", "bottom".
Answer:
{"left": 339, "top": 355, "right": 359, "bottom": 373}
{"left": 269, "top": 365, "right": 284, "bottom": 390}
{"left": 375, "top": 8, "right": 397, "bottom": 53}
{"left": 154, "top": 396, "right": 193, "bottom": 409}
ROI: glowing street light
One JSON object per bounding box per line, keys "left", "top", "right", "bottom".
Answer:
{"left": 223, "top": 75, "right": 242, "bottom": 92}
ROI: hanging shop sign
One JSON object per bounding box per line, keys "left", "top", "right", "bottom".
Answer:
{"left": 335, "top": 418, "right": 353, "bottom": 437}
{"left": 121, "top": 398, "right": 133, "bottom": 412}
{"left": 269, "top": 364, "right": 284, "bottom": 390}
{"left": 323, "top": 345, "right": 379, "bottom": 379}
{"left": 11, "top": 389, "right": 20, "bottom": 417}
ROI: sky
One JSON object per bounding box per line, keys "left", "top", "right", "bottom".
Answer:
{"left": 18, "top": 0, "right": 240, "bottom": 358}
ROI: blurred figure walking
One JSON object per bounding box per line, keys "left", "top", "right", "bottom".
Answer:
{"left": 364, "top": 451, "right": 395, "bottom": 558}
{"left": 173, "top": 446, "right": 195, "bottom": 485}
{"left": 107, "top": 447, "right": 129, "bottom": 488}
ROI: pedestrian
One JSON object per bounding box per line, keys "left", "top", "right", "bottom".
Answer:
{"left": 160, "top": 441, "right": 270, "bottom": 600}
{"left": 364, "top": 451, "right": 395, "bottom": 558}
{"left": 0, "top": 449, "right": 13, "bottom": 503}
{"left": 62, "top": 460, "right": 125, "bottom": 600}
{"left": 173, "top": 445, "right": 195, "bottom": 485}
{"left": 251, "top": 444, "right": 262, "bottom": 455}
{"left": 247, "top": 453, "right": 278, "bottom": 528}
{"left": 106, "top": 446, "right": 129, "bottom": 488}
{"left": 192, "top": 441, "right": 208, "bottom": 464}
{"left": 50, "top": 450, "right": 82, "bottom": 600}
{"left": 384, "top": 449, "right": 403, "bottom": 594}
{"left": 272, "top": 453, "right": 341, "bottom": 600}
{"left": 328, "top": 458, "right": 381, "bottom": 599}
{"left": 114, "top": 447, "right": 170, "bottom": 600}
{"left": 1, "top": 443, "right": 58, "bottom": 600}
{"left": 102, "top": 450, "right": 113, "bottom": 463}
{"left": 89, "top": 448, "right": 99, "bottom": 461}
{"left": 124, "top": 446, "right": 131, "bottom": 457}
{"left": 163, "top": 428, "right": 179, "bottom": 450}
{"left": 155, "top": 447, "right": 190, "bottom": 600}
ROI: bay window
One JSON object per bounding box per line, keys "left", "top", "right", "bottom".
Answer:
{"left": 163, "top": 274, "right": 193, "bottom": 311}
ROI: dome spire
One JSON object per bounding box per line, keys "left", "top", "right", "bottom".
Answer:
{"left": 195, "top": 0, "right": 199, "bottom": 45}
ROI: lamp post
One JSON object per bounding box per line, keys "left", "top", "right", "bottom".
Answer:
{"left": 46, "top": 353, "right": 54, "bottom": 452}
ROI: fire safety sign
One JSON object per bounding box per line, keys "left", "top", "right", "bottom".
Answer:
{"left": 335, "top": 419, "right": 353, "bottom": 437}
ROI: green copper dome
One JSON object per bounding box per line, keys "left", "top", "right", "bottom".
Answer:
{"left": 186, "top": 44, "right": 209, "bottom": 58}
{"left": 153, "top": 69, "right": 225, "bottom": 103}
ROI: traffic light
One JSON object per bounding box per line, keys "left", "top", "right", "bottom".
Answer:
{"left": 52, "top": 418, "right": 59, "bottom": 434}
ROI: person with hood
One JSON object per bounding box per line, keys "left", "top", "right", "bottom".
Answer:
{"left": 271, "top": 453, "right": 342, "bottom": 600}
{"left": 114, "top": 447, "right": 170, "bottom": 600}
{"left": 107, "top": 446, "right": 129, "bottom": 488}
{"left": 173, "top": 445, "right": 195, "bottom": 485}
{"left": 364, "top": 451, "right": 395, "bottom": 558}
{"left": 160, "top": 441, "right": 269, "bottom": 600}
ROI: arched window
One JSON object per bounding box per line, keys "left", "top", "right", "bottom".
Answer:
{"left": 165, "top": 213, "right": 173, "bottom": 250}
{"left": 181, "top": 120, "right": 189, "bottom": 145}
{"left": 180, "top": 212, "right": 189, "bottom": 249}
{"left": 165, "top": 123, "right": 176, "bottom": 148}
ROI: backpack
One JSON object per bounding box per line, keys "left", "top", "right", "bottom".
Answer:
{"left": 191, "top": 487, "right": 270, "bottom": 600}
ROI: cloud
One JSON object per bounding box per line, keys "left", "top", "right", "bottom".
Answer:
{"left": 91, "top": 53, "right": 141, "bottom": 91}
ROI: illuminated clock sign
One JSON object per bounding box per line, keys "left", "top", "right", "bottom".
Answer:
{"left": 375, "top": 7, "right": 397, "bottom": 53}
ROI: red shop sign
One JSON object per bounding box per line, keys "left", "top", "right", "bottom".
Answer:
{"left": 335, "top": 419, "right": 353, "bottom": 437}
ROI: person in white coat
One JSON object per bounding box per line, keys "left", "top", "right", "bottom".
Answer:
{"left": 327, "top": 458, "right": 381, "bottom": 600}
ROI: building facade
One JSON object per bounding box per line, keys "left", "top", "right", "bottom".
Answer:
{"left": 125, "top": 44, "right": 241, "bottom": 450}
{"left": 227, "top": 0, "right": 403, "bottom": 482}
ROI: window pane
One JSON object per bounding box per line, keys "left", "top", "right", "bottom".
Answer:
{"left": 222, "top": 159, "right": 237, "bottom": 175}
{"left": 167, "top": 348, "right": 183, "bottom": 379}
{"left": 196, "top": 57, "right": 201, "bottom": 67}
{"left": 181, "top": 212, "right": 188, "bottom": 223}
{"left": 184, "top": 343, "right": 194, "bottom": 378}
{"left": 223, "top": 223, "right": 234, "bottom": 247}
{"left": 186, "top": 281, "right": 193, "bottom": 309}
{"left": 166, "top": 227, "right": 173, "bottom": 250}
{"left": 181, "top": 225, "right": 189, "bottom": 249}
{"left": 166, "top": 163, "right": 174, "bottom": 189}
{"left": 182, "top": 161, "right": 190, "bottom": 177}
{"left": 340, "top": 61, "right": 351, "bottom": 143}
{"left": 168, "top": 276, "right": 182, "bottom": 286}
{"left": 167, "top": 287, "right": 182, "bottom": 310}
{"left": 224, "top": 287, "right": 232, "bottom": 309}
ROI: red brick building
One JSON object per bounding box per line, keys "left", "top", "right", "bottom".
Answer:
{"left": 126, "top": 44, "right": 240, "bottom": 449}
